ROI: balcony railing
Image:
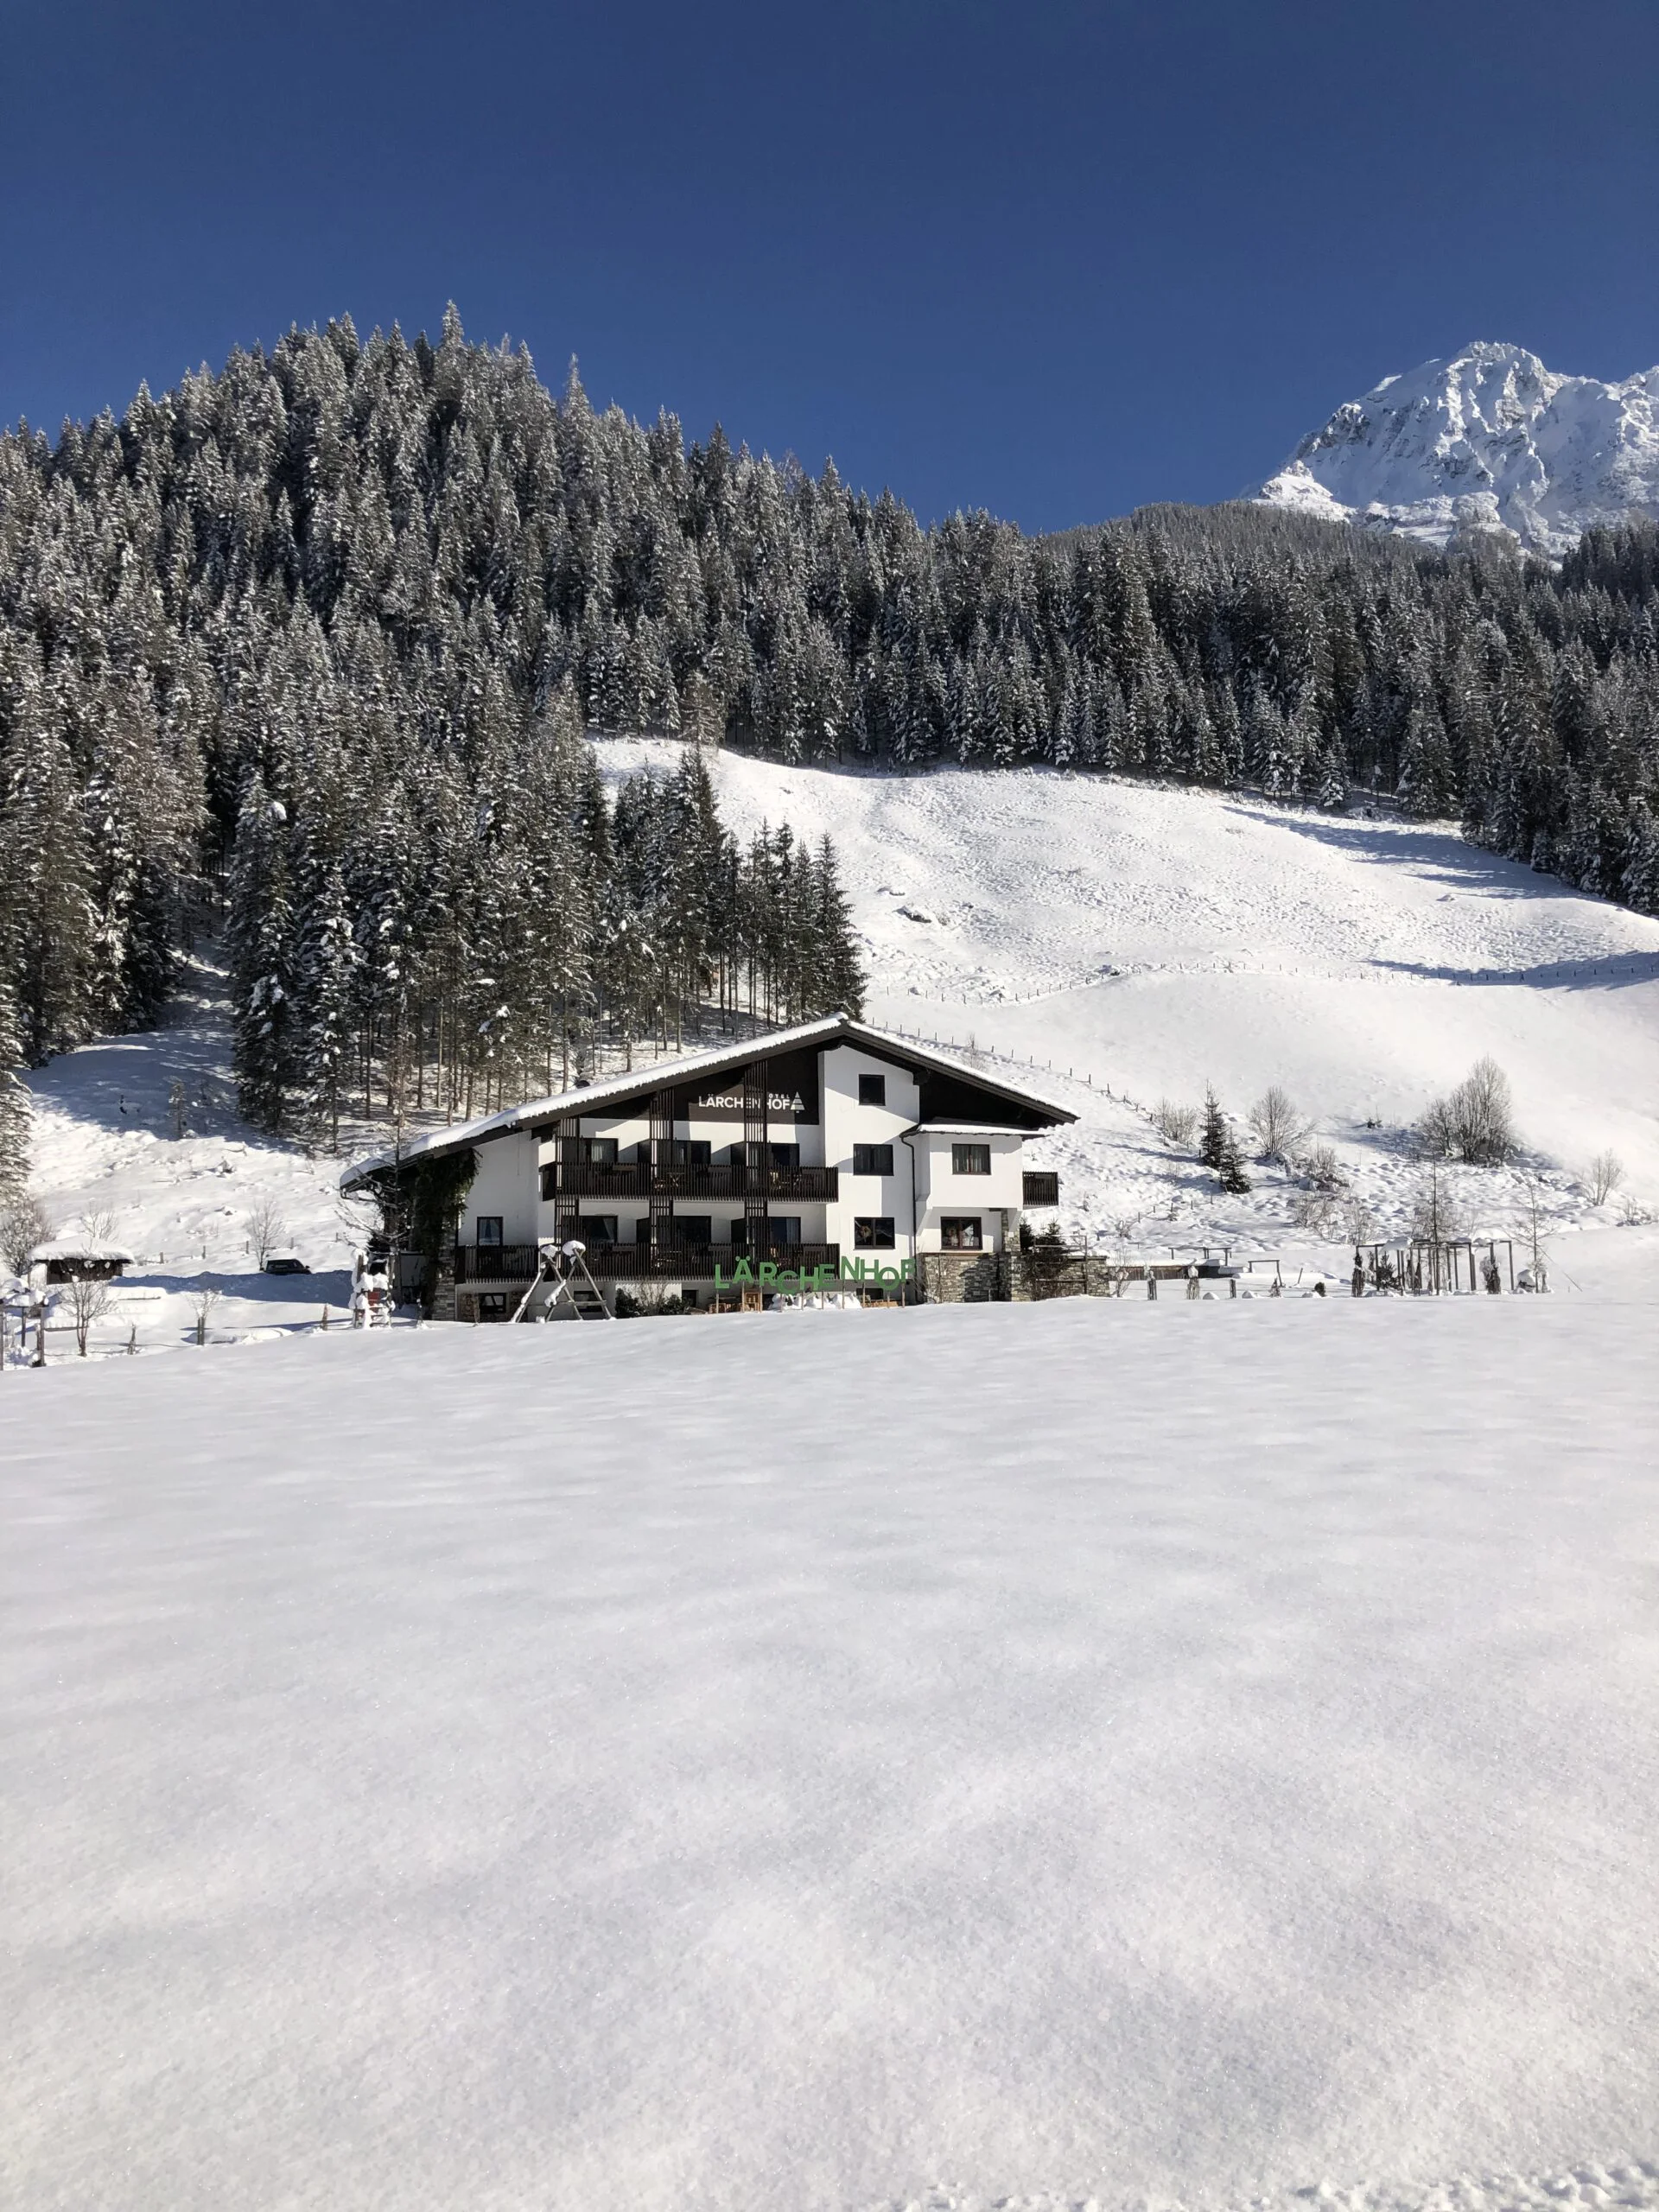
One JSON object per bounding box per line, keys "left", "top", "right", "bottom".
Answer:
{"left": 454, "top": 1242, "right": 841, "bottom": 1285}
{"left": 550, "top": 1164, "right": 838, "bottom": 1201}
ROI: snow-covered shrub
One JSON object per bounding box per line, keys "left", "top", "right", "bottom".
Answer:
{"left": 1586, "top": 1149, "right": 1624, "bottom": 1207}
{"left": 1417, "top": 1058, "right": 1516, "bottom": 1166}
{"left": 1149, "top": 1100, "right": 1198, "bottom": 1147}
{"left": 1247, "top": 1084, "right": 1308, "bottom": 1163}
{"left": 1296, "top": 1142, "right": 1345, "bottom": 1192}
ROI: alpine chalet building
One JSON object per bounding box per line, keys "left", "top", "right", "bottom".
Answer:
{"left": 342, "top": 1015, "right": 1073, "bottom": 1318}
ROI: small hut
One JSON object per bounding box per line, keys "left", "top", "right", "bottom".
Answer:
{"left": 30, "top": 1239, "right": 135, "bottom": 1286}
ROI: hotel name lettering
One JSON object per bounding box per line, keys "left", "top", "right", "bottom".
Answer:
{"left": 693, "top": 1090, "right": 808, "bottom": 1115}
{"left": 713, "top": 1255, "right": 918, "bottom": 1293}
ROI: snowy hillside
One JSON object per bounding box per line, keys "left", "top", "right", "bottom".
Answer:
{"left": 6, "top": 1302, "right": 1659, "bottom": 2210}
{"left": 599, "top": 741, "right": 1659, "bottom": 1268}
{"left": 17, "top": 754, "right": 1659, "bottom": 1336}
{"left": 1254, "top": 340, "right": 1659, "bottom": 556}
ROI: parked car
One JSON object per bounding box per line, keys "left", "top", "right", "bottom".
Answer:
{"left": 263, "top": 1254, "right": 310, "bottom": 1275}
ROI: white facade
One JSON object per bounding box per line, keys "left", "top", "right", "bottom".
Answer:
{"left": 345, "top": 1016, "right": 1074, "bottom": 1313}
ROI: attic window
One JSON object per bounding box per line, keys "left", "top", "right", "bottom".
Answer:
{"left": 858, "top": 1073, "right": 887, "bottom": 1106}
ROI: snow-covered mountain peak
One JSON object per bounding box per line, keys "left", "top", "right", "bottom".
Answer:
{"left": 1254, "top": 340, "right": 1659, "bottom": 556}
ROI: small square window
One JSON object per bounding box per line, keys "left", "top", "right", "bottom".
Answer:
{"left": 477, "top": 1293, "right": 510, "bottom": 1321}
{"left": 476, "top": 1216, "right": 505, "bottom": 1247}
{"left": 858, "top": 1073, "right": 887, "bottom": 1107}
{"left": 951, "top": 1143, "right": 992, "bottom": 1176}
{"left": 852, "top": 1143, "right": 894, "bottom": 1177}
{"left": 854, "top": 1217, "right": 895, "bottom": 1248}
{"left": 941, "top": 1217, "right": 983, "bottom": 1251}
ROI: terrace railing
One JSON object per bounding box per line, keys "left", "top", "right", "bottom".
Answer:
{"left": 453, "top": 1241, "right": 842, "bottom": 1284}
{"left": 551, "top": 1163, "right": 838, "bottom": 1202}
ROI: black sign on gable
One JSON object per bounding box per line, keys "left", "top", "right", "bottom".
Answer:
{"left": 682, "top": 1046, "right": 821, "bottom": 1125}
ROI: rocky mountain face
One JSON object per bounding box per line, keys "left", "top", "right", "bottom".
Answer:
{"left": 1254, "top": 340, "right": 1659, "bottom": 557}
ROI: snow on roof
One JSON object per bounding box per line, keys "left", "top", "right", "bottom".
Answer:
{"left": 340, "top": 1014, "right": 1076, "bottom": 1190}
{"left": 910, "top": 1122, "right": 1039, "bottom": 1137}
{"left": 30, "top": 1240, "right": 135, "bottom": 1263}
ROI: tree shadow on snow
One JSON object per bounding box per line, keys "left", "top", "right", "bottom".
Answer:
{"left": 1367, "top": 950, "right": 1659, "bottom": 992}
{"left": 1222, "top": 803, "right": 1642, "bottom": 909}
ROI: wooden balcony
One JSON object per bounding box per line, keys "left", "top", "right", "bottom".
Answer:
{"left": 454, "top": 1242, "right": 841, "bottom": 1285}
{"left": 549, "top": 1164, "right": 838, "bottom": 1201}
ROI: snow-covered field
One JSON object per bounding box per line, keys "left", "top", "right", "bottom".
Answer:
{"left": 4, "top": 1302, "right": 1659, "bottom": 2210}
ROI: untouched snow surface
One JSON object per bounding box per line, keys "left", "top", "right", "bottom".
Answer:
{"left": 5, "top": 1300, "right": 1659, "bottom": 2210}
{"left": 1253, "top": 341, "right": 1659, "bottom": 556}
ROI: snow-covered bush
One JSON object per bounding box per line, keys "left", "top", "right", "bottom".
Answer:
{"left": 1247, "top": 1084, "right": 1309, "bottom": 1163}
{"left": 1417, "top": 1057, "right": 1516, "bottom": 1166}
{"left": 1149, "top": 1100, "right": 1198, "bottom": 1147}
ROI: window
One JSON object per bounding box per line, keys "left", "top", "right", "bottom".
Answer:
{"left": 729, "top": 1217, "right": 801, "bottom": 1251}
{"left": 660, "top": 1140, "right": 711, "bottom": 1167}
{"left": 941, "top": 1217, "right": 983, "bottom": 1250}
{"left": 582, "top": 1137, "right": 618, "bottom": 1166}
{"left": 852, "top": 1143, "right": 894, "bottom": 1177}
{"left": 951, "top": 1143, "right": 992, "bottom": 1176}
{"left": 731, "top": 1141, "right": 800, "bottom": 1169}
{"left": 475, "top": 1216, "right": 504, "bottom": 1247}
{"left": 1023, "top": 1171, "right": 1060, "bottom": 1206}
{"left": 477, "top": 1293, "right": 510, "bottom": 1322}
{"left": 854, "top": 1217, "right": 895, "bottom": 1248}
{"left": 667, "top": 1216, "right": 713, "bottom": 1246}
{"left": 858, "top": 1072, "right": 887, "bottom": 1107}
{"left": 539, "top": 1163, "right": 557, "bottom": 1200}
{"left": 578, "top": 1215, "right": 618, "bottom": 1245}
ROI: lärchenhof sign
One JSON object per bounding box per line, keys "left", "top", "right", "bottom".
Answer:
{"left": 713, "top": 1255, "right": 916, "bottom": 1294}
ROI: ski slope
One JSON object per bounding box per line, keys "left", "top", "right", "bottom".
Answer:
{"left": 4, "top": 1301, "right": 1659, "bottom": 2211}
{"left": 600, "top": 743, "right": 1659, "bottom": 1258}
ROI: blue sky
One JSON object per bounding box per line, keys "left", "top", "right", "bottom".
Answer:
{"left": 4, "top": 0, "right": 1658, "bottom": 533}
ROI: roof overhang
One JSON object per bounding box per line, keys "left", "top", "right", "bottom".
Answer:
{"left": 340, "top": 1015, "right": 1077, "bottom": 1192}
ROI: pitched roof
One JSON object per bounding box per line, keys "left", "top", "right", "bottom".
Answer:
{"left": 340, "top": 1014, "right": 1075, "bottom": 1190}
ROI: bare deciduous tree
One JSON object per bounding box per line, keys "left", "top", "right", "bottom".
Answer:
{"left": 1342, "top": 1193, "right": 1376, "bottom": 1247}
{"left": 1517, "top": 1175, "right": 1551, "bottom": 1290}
{"left": 1587, "top": 1150, "right": 1625, "bottom": 1207}
{"left": 1290, "top": 1188, "right": 1338, "bottom": 1235}
{"left": 187, "top": 1281, "right": 223, "bottom": 1345}
{"left": 1149, "top": 1100, "right": 1198, "bottom": 1147}
{"left": 65, "top": 1273, "right": 114, "bottom": 1357}
{"left": 1419, "top": 1058, "right": 1516, "bottom": 1165}
{"left": 1410, "top": 1165, "right": 1469, "bottom": 1245}
{"left": 80, "top": 1206, "right": 117, "bottom": 1243}
{"left": 1248, "top": 1084, "right": 1309, "bottom": 1164}
{"left": 246, "top": 1197, "right": 289, "bottom": 1268}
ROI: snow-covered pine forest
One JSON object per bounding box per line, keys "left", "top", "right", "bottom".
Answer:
{"left": 5, "top": 306, "right": 1659, "bottom": 1169}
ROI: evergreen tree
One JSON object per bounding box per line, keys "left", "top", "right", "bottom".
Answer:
{"left": 0, "top": 966, "right": 29, "bottom": 1204}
